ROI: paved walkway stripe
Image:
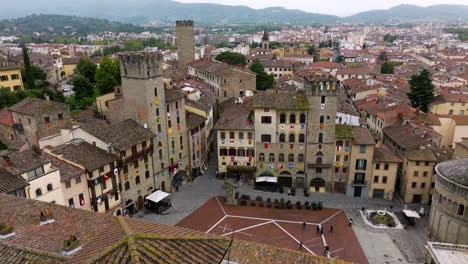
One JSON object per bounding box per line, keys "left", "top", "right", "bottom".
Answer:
{"left": 226, "top": 214, "right": 319, "bottom": 225}
{"left": 215, "top": 196, "right": 227, "bottom": 216}
{"left": 206, "top": 215, "right": 228, "bottom": 233}
{"left": 273, "top": 221, "right": 316, "bottom": 255}
{"left": 320, "top": 209, "right": 343, "bottom": 225}
{"left": 220, "top": 220, "right": 274, "bottom": 237}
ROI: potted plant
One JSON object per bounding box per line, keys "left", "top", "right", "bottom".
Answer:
{"left": 256, "top": 196, "right": 263, "bottom": 202}
{"left": 286, "top": 200, "right": 292, "bottom": 209}
{"left": 296, "top": 201, "right": 302, "bottom": 209}
{"left": 317, "top": 201, "right": 323, "bottom": 210}
{"left": 312, "top": 201, "right": 318, "bottom": 210}
{"left": 305, "top": 201, "right": 311, "bottom": 210}
{"left": 291, "top": 188, "right": 296, "bottom": 196}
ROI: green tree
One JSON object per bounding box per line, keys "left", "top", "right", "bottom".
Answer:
{"left": 0, "top": 87, "right": 20, "bottom": 109}
{"left": 124, "top": 40, "right": 144, "bottom": 51}
{"left": 95, "top": 57, "right": 121, "bottom": 94}
{"left": 307, "top": 45, "right": 316, "bottom": 56}
{"left": 72, "top": 75, "right": 93, "bottom": 100}
{"left": 75, "top": 58, "right": 97, "bottom": 83}
{"left": 215, "top": 51, "right": 246, "bottom": 66}
{"left": 380, "top": 61, "right": 394, "bottom": 74}
{"left": 383, "top": 34, "right": 397, "bottom": 43}
{"left": 0, "top": 139, "right": 6, "bottom": 150}
{"left": 378, "top": 52, "right": 388, "bottom": 61}
{"left": 335, "top": 55, "right": 345, "bottom": 63}
{"left": 22, "top": 45, "right": 35, "bottom": 89}
{"left": 249, "top": 60, "right": 274, "bottom": 91}
{"left": 407, "top": 69, "right": 435, "bottom": 113}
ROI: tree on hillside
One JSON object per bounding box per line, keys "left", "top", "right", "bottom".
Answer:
{"left": 124, "top": 40, "right": 144, "bottom": 51}
{"left": 383, "top": 34, "right": 397, "bottom": 43}
{"left": 380, "top": 61, "right": 394, "bottom": 74}
{"left": 307, "top": 45, "right": 316, "bottom": 56}
{"left": 249, "top": 59, "right": 274, "bottom": 91}
{"left": 319, "top": 40, "right": 332, "bottom": 48}
{"left": 407, "top": 69, "right": 435, "bottom": 113}
{"left": 215, "top": 51, "right": 246, "bottom": 66}
{"left": 95, "top": 57, "right": 121, "bottom": 94}
{"left": 75, "top": 58, "right": 97, "bottom": 83}
{"left": 21, "top": 45, "right": 35, "bottom": 89}
{"left": 72, "top": 75, "right": 93, "bottom": 99}
{"left": 378, "top": 52, "right": 388, "bottom": 61}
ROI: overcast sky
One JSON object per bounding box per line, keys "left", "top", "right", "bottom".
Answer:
{"left": 176, "top": 0, "right": 467, "bottom": 16}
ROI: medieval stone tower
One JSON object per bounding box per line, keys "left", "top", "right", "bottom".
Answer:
{"left": 176, "top": 20, "right": 195, "bottom": 72}
{"left": 261, "top": 28, "right": 270, "bottom": 50}
{"left": 304, "top": 73, "right": 339, "bottom": 192}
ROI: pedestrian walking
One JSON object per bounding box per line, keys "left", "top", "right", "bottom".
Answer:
{"left": 348, "top": 218, "right": 353, "bottom": 226}
{"left": 319, "top": 226, "right": 324, "bottom": 235}
{"left": 324, "top": 245, "right": 330, "bottom": 255}
{"left": 316, "top": 226, "right": 319, "bottom": 233}
{"left": 303, "top": 222, "right": 306, "bottom": 230}
{"left": 329, "top": 225, "right": 333, "bottom": 233}
{"left": 288, "top": 189, "right": 291, "bottom": 196}
{"left": 299, "top": 241, "right": 303, "bottom": 249}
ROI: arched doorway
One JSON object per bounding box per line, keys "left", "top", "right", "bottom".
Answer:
{"left": 310, "top": 178, "right": 325, "bottom": 192}
{"left": 278, "top": 171, "right": 292, "bottom": 187}
{"left": 116, "top": 209, "right": 122, "bottom": 216}
{"left": 296, "top": 171, "right": 305, "bottom": 189}
{"left": 137, "top": 195, "right": 144, "bottom": 211}
{"left": 125, "top": 199, "right": 136, "bottom": 216}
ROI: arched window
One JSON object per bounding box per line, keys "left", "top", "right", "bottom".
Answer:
{"left": 336, "top": 140, "right": 343, "bottom": 146}
{"left": 318, "top": 133, "right": 323, "bottom": 143}
{"left": 135, "top": 176, "right": 141, "bottom": 185}
{"left": 321, "top": 96, "right": 326, "bottom": 104}
{"left": 259, "top": 153, "right": 265, "bottom": 162}
{"left": 457, "top": 204, "right": 465, "bottom": 216}
{"left": 320, "top": 116, "right": 324, "bottom": 124}
{"left": 145, "top": 170, "right": 150, "bottom": 179}
{"left": 300, "top": 114, "right": 306, "bottom": 123}
{"left": 36, "top": 188, "right": 42, "bottom": 197}
{"left": 280, "top": 113, "right": 286, "bottom": 123}
{"left": 290, "top": 114, "right": 296, "bottom": 123}
{"left": 288, "top": 154, "right": 294, "bottom": 162}
{"left": 47, "top": 184, "right": 53, "bottom": 192}
{"left": 279, "top": 153, "right": 285, "bottom": 162}
{"left": 316, "top": 157, "right": 323, "bottom": 164}
{"left": 299, "top": 134, "right": 305, "bottom": 143}
{"left": 159, "top": 149, "right": 163, "bottom": 160}
{"left": 125, "top": 181, "right": 130, "bottom": 190}
{"left": 269, "top": 153, "right": 275, "bottom": 162}
{"left": 279, "top": 133, "right": 285, "bottom": 142}
{"left": 298, "top": 154, "right": 304, "bottom": 162}
{"left": 289, "top": 134, "right": 295, "bottom": 143}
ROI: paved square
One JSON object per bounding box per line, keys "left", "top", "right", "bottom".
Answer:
{"left": 177, "top": 197, "right": 368, "bottom": 264}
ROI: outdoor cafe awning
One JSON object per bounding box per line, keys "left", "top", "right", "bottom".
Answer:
{"left": 255, "top": 177, "right": 277, "bottom": 183}
{"left": 145, "top": 190, "right": 170, "bottom": 203}
{"left": 403, "top": 209, "right": 421, "bottom": 218}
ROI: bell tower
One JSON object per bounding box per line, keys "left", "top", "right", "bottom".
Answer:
{"left": 261, "top": 28, "right": 270, "bottom": 50}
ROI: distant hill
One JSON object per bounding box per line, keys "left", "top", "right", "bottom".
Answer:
{"left": 346, "top": 4, "right": 468, "bottom": 23}
{"left": 0, "top": 14, "right": 148, "bottom": 35}
{"left": 0, "top": 1, "right": 466, "bottom": 27}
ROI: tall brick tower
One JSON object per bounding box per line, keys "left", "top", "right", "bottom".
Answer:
{"left": 304, "top": 73, "right": 339, "bottom": 192}
{"left": 261, "top": 28, "right": 270, "bottom": 50}
{"left": 176, "top": 20, "right": 195, "bottom": 72}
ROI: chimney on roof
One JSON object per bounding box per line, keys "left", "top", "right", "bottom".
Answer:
{"left": 39, "top": 208, "right": 55, "bottom": 225}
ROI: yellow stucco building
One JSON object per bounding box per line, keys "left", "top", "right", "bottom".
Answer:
{"left": 61, "top": 57, "right": 80, "bottom": 79}
{"left": 430, "top": 93, "right": 468, "bottom": 116}
{"left": 0, "top": 62, "right": 24, "bottom": 92}
{"left": 370, "top": 147, "right": 402, "bottom": 200}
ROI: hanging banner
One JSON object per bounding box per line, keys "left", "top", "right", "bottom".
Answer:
{"left": 280, "top": 144, "right": 284, "bottom": 149}
{"left": 113, "top": 168, "right": 119, "bottom": 176}
{"left": 168, "top": 128, "right": 173, "bottom": 135}
{"left": 289, "top": 164, "right": 293, "bottom": 169}
{"left": 280, "top": 124, "right": 285, "bottom": 129}
{"left": 176, "top": 110, "right": 180, "bottom": 116}
{"left": 221, "top": 139, "right": 225, "bottom": 144}
{"left": 270, "top": 164, "right": 274, "bottom": 169}
{"left": 301, "top": 124, "right": 305, "bottom": 130}
{"left": 290, "top": 144, "right": 294, "bottom": 149}
{"left": 154, "top": 97, "right": 159, "bottom": 105}
{"left": 229, "top": 139, "right": 234, "bottom": 144}
{"left": 93, "top": 179, "right": 99, "bottom": 185}
{"left": 103, "top": 174, "right": 109, "bottom": 181}
{"left": 264, "top": 143, "right": 268, "bottom": 149}
{"left": 239, "top": 139, "right": 244, "bottom": 144}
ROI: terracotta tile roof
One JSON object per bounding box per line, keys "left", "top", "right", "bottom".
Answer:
{"left": 215, "top": 97, "right": 254, "bottom": 130}
{"left": 62, "top": 57, "right": 80, "bottom": 65}
{"left": 404, "top": 148, "right": 437, "bottom": 162}
{"left": 77, "top": 119, "right": 156, "bottom": 151}
{"left": 0, "top": 167, "right": 29, "bottom": 194}
{"left": 0, "top": 243, "right": 64, "bottom": 264}
{"left": 186, "top": 113, "right": 206, "bottom": 130}
{"left": 262, "top": 60, "right": 293, "bottom": 68}
{"left": 373, "top": 147, "right": 402, "bottom": 163}
{"left": 45, "top": 153, "right": 85, "bottom": 182}
{"left": 254, "top": 91, "right": 309, "bottom": 110}
{"left": 352, "top": 127, "right": 375, "bottom": 145}
{"left": 0, "top": 62, "right": 22, "bottom": 71}
{"left": 8, "top": 98, "right": 69, "bottom": 116}
{"left": 337, "top": 67, "right": 372, "bottom": 75}
{"left": 308, "top": 61, "right": 340, "bottom": 68}
{"left": 0, "top": 108, "right": 13, "bottom": 127}
{"left": 383, "top": 123, "right": 439, "bottom": 150}
{"left": 164, "top": 88, "right": 186, "bottom": 102}
{"left": 0, "top": 194, "right": 349, "bottom": 264}
{"left": 0, "top": 149, "right": 50, "bottom": 176}
{"left": 51, "top": 140, "right": 119, "bottom": 171}
{"left": 187, "top": 59, "right": 231, "bottom": 75}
